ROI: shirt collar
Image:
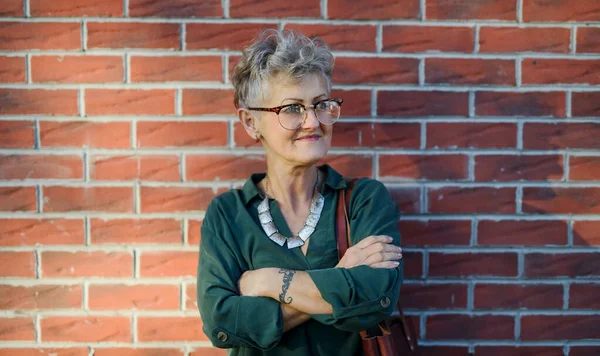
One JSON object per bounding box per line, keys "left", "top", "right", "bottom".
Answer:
{"left": 239, "top": 164, "right": 346, "bottom": 206}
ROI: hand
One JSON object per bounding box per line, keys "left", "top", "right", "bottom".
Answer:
{"left": 336, "top": 235, "right": 402, "bottom": 269}
{"left": 237, "top": 269, "right": 265, "bottom": 297}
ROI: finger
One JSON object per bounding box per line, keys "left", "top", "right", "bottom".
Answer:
{"left": 354, "top": 235, "right": 392, "bottom": 249}
{"left": 362, "top": 241, "right": 399, "bottom": 256}
{"left": 369, "top": 261, "right": 400, "bottom": 269}
{"left": 363, "top": 252, "right": 402, "bottom": 266}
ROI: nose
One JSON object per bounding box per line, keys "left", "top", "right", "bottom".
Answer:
{"left": 301, "top": 106, "right": 320, "bottom": 129}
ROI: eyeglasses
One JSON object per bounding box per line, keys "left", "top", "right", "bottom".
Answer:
{"left": 247, "top": 98, "right": 343, "bottom": 130}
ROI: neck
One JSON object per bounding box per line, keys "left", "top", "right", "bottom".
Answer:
{"left": 264, "top": 161, "right": 319, "bottom": 213}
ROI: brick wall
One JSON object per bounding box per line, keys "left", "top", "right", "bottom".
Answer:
{"left": 0, "top": 0, "right": 599, "bottom": 355}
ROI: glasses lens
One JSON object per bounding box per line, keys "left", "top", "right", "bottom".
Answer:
{"left": 279, "top": 104, "right": 305, "bottom": 129}
{"left": 315, "top": 100, "right": 340, "bottom": 124}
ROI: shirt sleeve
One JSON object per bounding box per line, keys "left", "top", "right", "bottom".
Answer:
{"left": 197, "top": 199, "right": 283, "bottom": 350}
{"left": 306, "top": 178, "right": 404, "bottom": 332}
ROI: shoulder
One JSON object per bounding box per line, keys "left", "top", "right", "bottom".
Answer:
{"left": 350, "top": 177, "right": 390, "bottom": 198}
{"left": 203, "top": 188, "right": 245, "bottom": 230}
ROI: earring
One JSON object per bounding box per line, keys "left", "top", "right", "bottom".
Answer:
{"left": 254, "top": 133, "right": 261, "bottom": 142}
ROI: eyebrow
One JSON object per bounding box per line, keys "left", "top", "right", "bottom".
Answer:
{"left": 281, "top": 94, "right": 328, "bottom": 104}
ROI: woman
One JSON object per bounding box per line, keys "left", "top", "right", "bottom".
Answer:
{"left": 197, "top": 29, "right": 404, "bottom": 356}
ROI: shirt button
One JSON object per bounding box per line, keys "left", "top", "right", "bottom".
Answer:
{"left": 380, "top": 296, "right": 391, "bottom": 308}
{"left": 217, "top": 331, "right": 228, "bottom": 342}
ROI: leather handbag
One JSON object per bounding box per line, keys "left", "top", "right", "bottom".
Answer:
{"left": 336, "top": 179, "right": 420, "bottom": 356}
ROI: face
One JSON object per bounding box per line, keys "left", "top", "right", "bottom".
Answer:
{"left": 241, "top": 73, "right": 334, "bottom": 168}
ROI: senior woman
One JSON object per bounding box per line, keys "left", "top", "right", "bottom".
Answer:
{"left": 197, "top": 29, "right": 404, "bottom": 356}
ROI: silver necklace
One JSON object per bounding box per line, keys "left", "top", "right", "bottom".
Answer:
{"left": 257, "top": 170, "right": 325, "bottom": 249}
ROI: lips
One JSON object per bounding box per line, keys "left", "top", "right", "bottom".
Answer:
{"left": 296, "top": 134, "right": 321, "bottom": 141}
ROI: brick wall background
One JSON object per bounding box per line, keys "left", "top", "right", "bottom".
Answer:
{"left": 0, "top": 0, "right": 599, "bottom": 355}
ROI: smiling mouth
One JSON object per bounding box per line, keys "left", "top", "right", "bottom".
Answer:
{"left": 296, "top": 135, "right": 321, "bottom": 141}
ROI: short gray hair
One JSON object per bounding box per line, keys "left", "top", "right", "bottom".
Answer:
{"left": 231, "top": 29, "right": 335, "bottom": 109}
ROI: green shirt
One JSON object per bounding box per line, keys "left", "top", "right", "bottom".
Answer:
{"left": 197, "top": 165, "right": 403, "bottom": 356}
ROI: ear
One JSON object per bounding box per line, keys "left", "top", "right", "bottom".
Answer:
{"left": 237, "top": 108, "right": 260, "bottom": 141}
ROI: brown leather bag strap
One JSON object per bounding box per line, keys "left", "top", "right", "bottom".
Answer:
{"left": 336, "top": 178, "right": 357, "bottom": 260}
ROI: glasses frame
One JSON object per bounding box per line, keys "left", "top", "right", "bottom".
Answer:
{"left": 247, "top": 98, "right": 343, "bottom": 130}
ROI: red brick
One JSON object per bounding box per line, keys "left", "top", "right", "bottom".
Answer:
{"left": 0, "top": 56, "right": 25, "bottom": 83}
{"left": 427, "top": 122, "right": 517, "bottom": 148}
{"left": 0, "top": 285, "right": 82, "bottom": 309}
{"left": 131, "top": 56, "right": 222, "bottom": 82}
{"left": 230, "top": 0, "right": 319, "bottom": 17}
{"left": 88, "top": 284, "right": 179, "bottom": 310}
{"left": 0, "top": 187, "right": 36, "bottom": 212}
{"left": 419, "top": 347, "right": 469, "bottom": 356}
{"left": 427, "top": 0, "right": 516, "bottom": 20}
{"left": 479, "top": 27, "right": 570, "bottom": 53}
{"left": 0, "top": 218, "right": 84, "bottom": 246}
{"left": 426, "top": 58, "right": 515, "bottom": 85}
{"left": 330, "top": 89, "right": 371, "bottom": 117}
{"left": 429, "top": 252, "right": 518, "bottom": 277}
{"left": 522, "top": 315, "right": 600, "bottom": 340}
{"left": 129, "top": 0, "right": 221, "bottom": 17}
{"left": 478, "top": 220, "right": 567, "bottom": 246}
{"left": 523, "top": 0, "right": 600, "bottom": 21}
{"left": 570, "top": 156, "right": 600, "bottom": 181}
{"left": 379, "top": 154, "right": 468, "bottom": 180}
{"left": 0, "top": 89, "right": 78, "bottom": 115}
{"left": 429, "top": 187, "right": 515, "bottom": 214}
{"left": 474, "top": 284, "right": 563, "bottom": 309}
{"left": 0, "top": 349, "right": 88, "bottom": 356}
{"left": 186, "top": 154, "right": 265, "bottom": 181}
{"left": 185, "top": 283, "right": 197, "bottom": 310}
{"left": 141, "top": 187, "right": 221, "bottom": 213}
{"left": 475, "top": 154, "right": 564, "bottom": 181}
{"left": 186, "top": 24, "right": 278, "bottom": 51}
{"left": 283, "top": 24, "right": 376, "bottom": 52}
{"left": 0, "top": 252, "right": 35, "bottom": 277}
{"left": 400, "top": 220, "right": 470, "bottom": 247}
{"left": 523, "top": 187, "right": 600, "bottom": 214}
{"left": 0, "top": 0, "right": 23, "bottom": 16}
{"left": 524, "top": 123, "right": 600, "bottom": 149}
{"left": 0, "top": 317, "right": 35, "bottom": 341}
{"left": 476, "top": 92, "right": 565, "bottom": 117}
{"left": 571, "top": 347, "right": 600, "bottom": 356}
{"left": 572, "top": 92, "right": 600, "bottom": 117}
{"left": 573, "top": 221, "right": 600, "bottom": 246}
{"left": 90, "top": 218, "right": 181, "bottom": 244}
{"left": 0, "top": 154, "right": 83, "bottom": 179}
{"left": 319, "top": 154, "right": 373, "bottom": 178}
{"left": 30, "top": 0, "right": 122, "bottom": 16}
{"left": 138, "top": 316, "right": 206, "bottom": 341}
{"left": 378, "top": 91, "right": 469, "bottom": 117}
{"left": 475, "top": 347, "right": 564, "bottom": 356}
{"left": 383, "top": 26, "right": 474, "bottom": 53}
{"left": 42, "top": 251, "right": 133, "bottom": 278}
{"left": 41, "top": 316, "right": 130, "bottom": 342}
{"left": 523, "top": 59, "right": 600, "bottom": 85}
{"left": 137, "top": 121, "right": 228, "bottom": 148}
{"left": 43, "top": 186, "right": 134, "bottom": 213}
{"left": 90, "top": 155, "right": 180, "bottom": 181}
{"left": 577, "top": 27, "right": 600, "bottom": 53}
{"left": 525, "top": 253, "right": 600, "bottom": 278}
{"left": 182, "top": 89, "right": 235, "bottom": 115}
{"left": 31, "top": 56, "right": 123, "bottom": 83}
{"left": 426, "top": 314, "right": 514, "bottom": 339}
{"left": 188, "top": 219, "right": 202, "bottom": 245}
{"left": 94, "top": 349, "right": 185, "bottom": 356}
{"left": 139, "top": 251, "right": 198, "bottom": 277}
{"left": 40, "top": 121, "right": 131, "bottom": 149}
{"left": 332, "top": 123, "right": 421, "bottom": 149}
{"left": 333, "top": 57, "right": 418, "bottom": 85}
{"left": 328, "top": 0, "right": 419, "bottom": 19}
{"left": 87, "top": 23, "right": 180, "bottom": 49}
{"left": 402, "top": 283, "right": 467, "bottom": 309}
{"left": 0, "top": 121, "right": 34, "bottom": 148}
{"left": 401, "top": 252, "right": 423, "bottom": 279}
{"left": 570, "top": 283, "right": 600, "bottom": 309}
{"left": 87, "top": 89, "right": 175, "bottom": 115}
{"left": 388, "top": 187, "right": 421, "bottom": 214}
{"left": 0, "top": 22, "right": 80, "bottom": 50}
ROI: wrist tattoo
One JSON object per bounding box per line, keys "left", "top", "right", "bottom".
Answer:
{"left": 278, "top": 269, "right": 296, "bottom": 304}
